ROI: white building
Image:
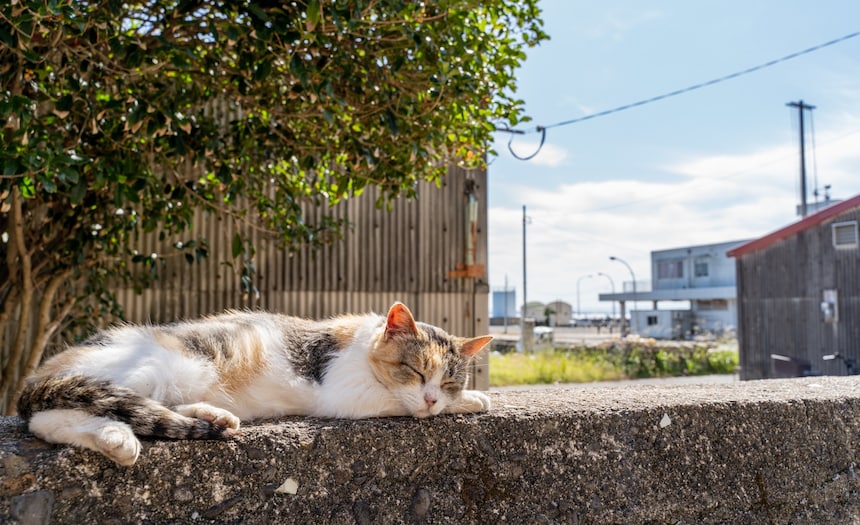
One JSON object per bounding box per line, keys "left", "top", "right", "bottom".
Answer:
{"left": 545, "top": 300, "right": 573, "bottom": 326}
{"left": 523, "top": 301, "right": 548, "bottom": 324}
{"left": 599, "top": 240, "right": 749, "bottom": 339}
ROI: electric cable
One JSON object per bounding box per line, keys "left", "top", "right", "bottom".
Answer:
{"left": 497, "top": 30, "right": 860, "bottom": 160}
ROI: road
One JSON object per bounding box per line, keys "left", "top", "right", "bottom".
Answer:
{"left": 490, "top": 324, "right": 623, "bottom": 346}
{"left": 490, "top": 373, "right": 740, "bottom": 391}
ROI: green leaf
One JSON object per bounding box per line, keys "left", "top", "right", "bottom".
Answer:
{"left": 306, "top": 0, "right": 321, "bottom": 30}
{"left": 232, "top": 233, "right": 243, "bottom": 258}
{"left": 70, "top": 179, "right": 87, "bottom": 205}
{"left": 3, "top": 158, "right": 19, "bottom": 176}
{"left": 247, "top": 4, "right": 269, "bottom": 22}
{"left": 40, "top": 176, "right": 57, "bottom": 193}
{"left": 19, "top": 176, "right": 36, "bottom": 198}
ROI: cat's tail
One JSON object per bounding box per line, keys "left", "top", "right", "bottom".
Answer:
{"left": 16, "top": 375, "right": 232, "bottom": 440}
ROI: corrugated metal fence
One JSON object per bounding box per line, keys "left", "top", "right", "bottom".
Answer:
{"left": 115, "top": 165, "right": 490, "bottom": 389}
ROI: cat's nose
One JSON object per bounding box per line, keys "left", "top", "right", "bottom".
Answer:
{"left": 424, "top": 394, "right": 437, "bottom": 407}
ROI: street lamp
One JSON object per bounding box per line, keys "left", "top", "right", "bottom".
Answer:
{"left": 609, "top": 256, "right": 637, "bottom": 334}
{"left": 576, "top": 274, "right": 593, "bottom": 318}
{"left": 597, "top": 272, "right": 616, "bottom": 319}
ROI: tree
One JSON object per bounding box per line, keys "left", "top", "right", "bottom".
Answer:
{"left": 0, "top": 0, "right": 546, "bottom": 412}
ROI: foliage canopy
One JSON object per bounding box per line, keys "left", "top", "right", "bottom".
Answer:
{"left": 0, "top": 0, "right": 546, "bottom": 411}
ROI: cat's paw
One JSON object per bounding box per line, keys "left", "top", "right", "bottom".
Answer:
{"left": 174, "top": 403, "right": 241, "bottom": 430}
{"left": 95, "top": 424, "right": 141, "bottom": 467}
{"left": 448, "top": 390, "right": 492, "bottom": 414}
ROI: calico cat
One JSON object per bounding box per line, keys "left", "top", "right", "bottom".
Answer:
{"left": 16, "top": 302, "right": 493, "bottom": 466}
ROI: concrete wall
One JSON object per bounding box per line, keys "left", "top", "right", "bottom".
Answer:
{"left": 3, "top": 377, "right": 860, "bottom": 524}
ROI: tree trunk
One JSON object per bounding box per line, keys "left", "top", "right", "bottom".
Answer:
{"left": 6, "top": 270, "right": 76, "bottom": 414}
{"left": 1, "top": 188, "right": 35, "bottom": 414}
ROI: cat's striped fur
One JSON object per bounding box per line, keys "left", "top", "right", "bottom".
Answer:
{"left": 16, "top": 303, "right": 493, "bottom": 466}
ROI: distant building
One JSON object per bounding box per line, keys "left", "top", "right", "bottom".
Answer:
{"left": 523, "top": 301, "right": 547, "bottom": 324}
{"left": 546, "top": 300, "right": 573, "bottom": 326}
{"left": 729, "top": 194, "right": 860, "bottom": 380}
{"left": 490, "top": 288, "right": 518, "bottom": 326}
{"left": 491, "top": 289, "right": 517, "bottom": 319}
{"left": 599, "top": 240, "right": 749, "bottom": 339}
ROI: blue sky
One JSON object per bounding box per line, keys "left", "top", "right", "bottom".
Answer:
{"left": 488, "top": 0, "right": 860, "bottom": 315}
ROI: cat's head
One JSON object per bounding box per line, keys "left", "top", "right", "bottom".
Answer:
{"left": 369, "top": 302, "right": 493, "bottom": 418}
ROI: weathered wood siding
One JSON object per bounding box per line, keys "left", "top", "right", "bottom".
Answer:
{"left": 735, "top": 207, "right": 860, "bottom": 380}
{"left": 116, "top": 165, "right": 490, "bottom": 388}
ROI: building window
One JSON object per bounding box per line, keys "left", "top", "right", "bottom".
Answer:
{"left": 647, "top": 315, "right": 659, "bottom": 326}
{"left": 833, "top": 221, "right": 859, "bottom": 249}
{"left": 657, "top": 259, "right": 684, "bottom": 279}
{"left": 694, "top": 258, "right": 709, "bottom": 277}
{"left": 697, "top": 299, "right": 728, "bottom": 311}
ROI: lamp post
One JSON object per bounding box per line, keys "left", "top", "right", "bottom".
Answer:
{"left": 576, "top": 274, "right": 593, "bottom": 318}
{"left": 609, "top": 256, "right": 637, "bottom": 334}
{"left": 597, "top": 272, "right": 616, "bottom": 319}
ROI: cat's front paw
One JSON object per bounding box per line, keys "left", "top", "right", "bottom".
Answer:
{"left": 448, "top": 390, "right": 492, "bottom": 414}
{"left": 174, "top": 403, "right": 241, "bottom": 430}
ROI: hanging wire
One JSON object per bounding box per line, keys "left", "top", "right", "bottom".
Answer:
{"left": 494, "top": 30, "right": 860, "bottom": 160}
{"left": 506, "top": 126, "right": 546, "bottom": 160}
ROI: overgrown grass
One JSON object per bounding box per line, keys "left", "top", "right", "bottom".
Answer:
{"left": 489, "top": 342, "right": 739, "bottom": 387}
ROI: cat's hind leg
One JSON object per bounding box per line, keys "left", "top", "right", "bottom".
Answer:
{"left": 28, "top": 409, "right": 140, "bottom": 466}
{"left": 173, "top": 402, "right": 241, "bottom": 431}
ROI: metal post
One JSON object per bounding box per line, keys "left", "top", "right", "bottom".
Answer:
{"left": 576, "top": 274, "right": 593, "bottom": 318}
{"left": 522, "top": 205, "right": 527, "bottom": 318}
{"left": 610, "top": 256, "right": 638, "bottom": 335}
{"left": 597, "top": 272, "right": 616, "bottom": 319}
{"left": 786, "top": 100, "right": 815, "bottom": 217}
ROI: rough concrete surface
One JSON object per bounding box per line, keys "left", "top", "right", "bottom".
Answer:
{"left": 2, "top": 376, "right": 860, "bottom": 524}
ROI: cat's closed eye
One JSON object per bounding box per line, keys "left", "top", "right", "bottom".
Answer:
{"left": 400, "top": 363, "right": 425, "bottom": 383}
{"left": 441, "top": 380, "right": 461, "bottom": 393}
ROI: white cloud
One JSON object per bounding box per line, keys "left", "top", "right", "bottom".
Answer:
{"left": 581, "top": 8, "right": 665, "bottom": 41}
{"left": 503, "top": 141, "right": 569, "bottom": 167}
{"left": 488, "top": 130, "right": 860, "bottom": 315}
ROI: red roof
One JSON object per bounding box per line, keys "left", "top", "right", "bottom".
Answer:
{"left": 727, "top": 194, "right": 860, "bottom": 258}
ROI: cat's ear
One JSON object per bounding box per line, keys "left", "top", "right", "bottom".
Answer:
{"left": 460, "top": 335, "right": 493, "bottom": 357}
{"left": 384, "top": 302, "right": 419, "bottom": 340}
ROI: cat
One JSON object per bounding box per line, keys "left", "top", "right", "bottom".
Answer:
{"left": 16, "top": 302, "right": 493, "bottom": 466}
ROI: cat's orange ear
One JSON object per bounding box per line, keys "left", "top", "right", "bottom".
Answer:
{"left": 384, "top": 302, "right": 419, "bottom": 340}
{"left": 460, "top": 335, "right": 493, "bottom": 357}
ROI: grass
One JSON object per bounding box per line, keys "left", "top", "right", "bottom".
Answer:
{"left": 489, "top": 342, "right": 739, "bottom": 387}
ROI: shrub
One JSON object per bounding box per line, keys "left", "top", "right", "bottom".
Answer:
{"left": 490, "top": 342, "right": 739, "bottom": 386}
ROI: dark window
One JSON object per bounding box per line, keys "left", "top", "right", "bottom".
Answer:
{"left": 694, "top": 258, "right": 709, "bottom": 277}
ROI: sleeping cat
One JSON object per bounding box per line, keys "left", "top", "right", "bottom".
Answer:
{"left": 16, "top": 302, "right": 493, "bottom": 466}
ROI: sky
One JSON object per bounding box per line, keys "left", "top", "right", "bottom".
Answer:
{"left": 487, "top": 0, "right": 860, "bottom": 316}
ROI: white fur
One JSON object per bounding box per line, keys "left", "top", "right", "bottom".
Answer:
{"left": 29, "top": 409, "right": 140, "bottom": 466}
{"left": 66, "top": 330, "right": 217, "bottom": 405}
{"left": 26, "top": 311, "right": 491, "bottom": 467}
{"left": 309, "top": 316, "right": 405, "bottom": 418}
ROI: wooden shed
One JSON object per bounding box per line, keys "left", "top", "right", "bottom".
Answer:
{"left": 728, "top": 195, "right": 860, "bottom": 380}
{"left": 115, "top": 165, "right": 491, "bottom": 388}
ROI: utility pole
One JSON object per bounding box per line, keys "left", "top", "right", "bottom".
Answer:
{"left": 786, "top": 100, "right": 815, "bottom": 217}
{"left": 503, "top": 275, "right": 509, "bottom": 334}
{"left": 522, "top": 205, "right": 527, "bottom": 325}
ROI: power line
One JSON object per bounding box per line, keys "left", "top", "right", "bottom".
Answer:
{"left": 498, "top": 30, "right": 860, "bottom": 160}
